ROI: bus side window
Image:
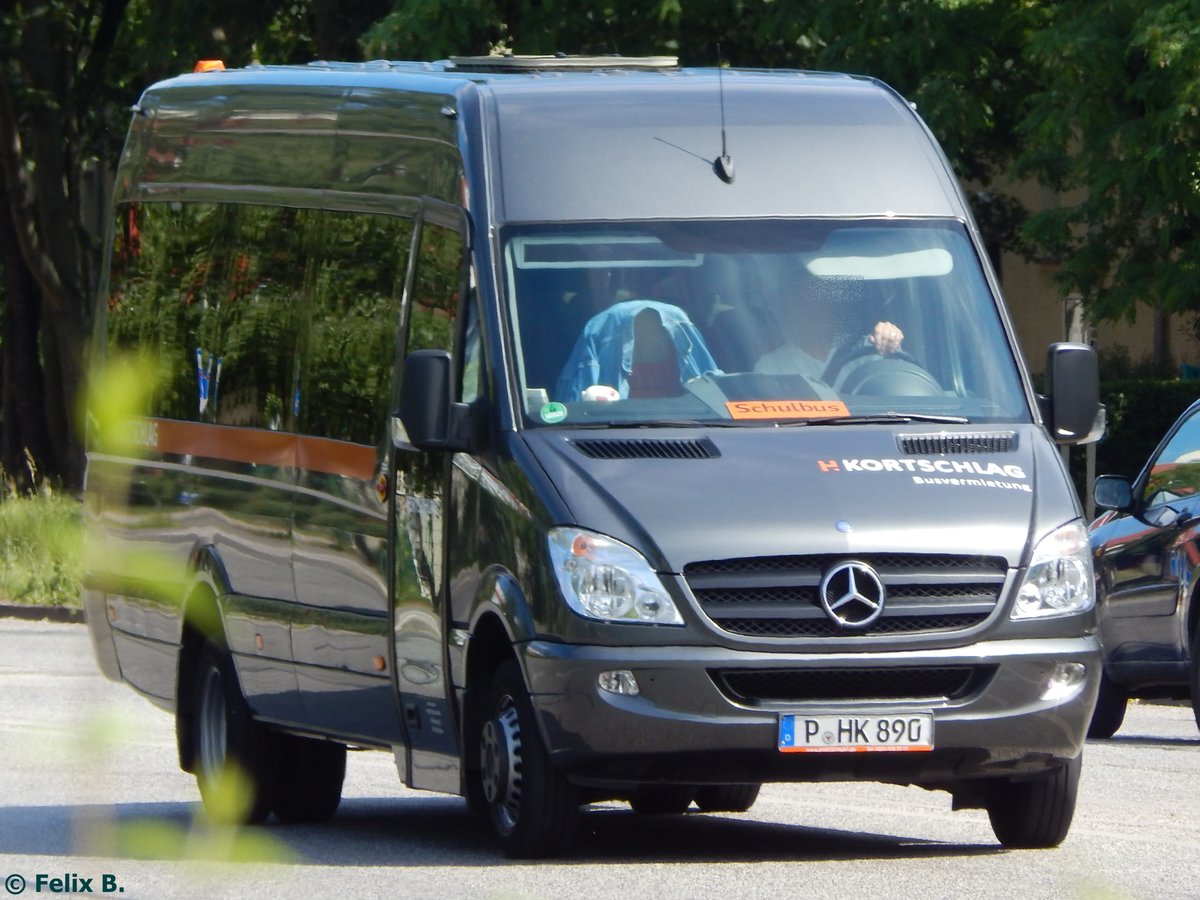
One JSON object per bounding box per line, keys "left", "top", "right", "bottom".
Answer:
{"left": 405, "top": 221, "right": 462, "bottom": 358}
{"left": 295, "top": 211, "right": 413, "bottom": 444}
{"left": 105, "top": 201, "right": 302, "bottom": 432}
{"left": 460, "top": 288, "right": 484, "bottom": 405}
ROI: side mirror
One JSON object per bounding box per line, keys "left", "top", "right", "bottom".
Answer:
{"left": 1093, "top": 474, "right": 1134, "bottom": 513}
{"left": 396, "top": 349, "right": 473, "bottom": 452}
{"left": 1042, "top": 342, "right": 1102, "bottom": 444}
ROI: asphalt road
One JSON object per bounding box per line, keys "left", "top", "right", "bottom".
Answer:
{"left": 2, "top": 619, "right": 1198, "bottom": 899}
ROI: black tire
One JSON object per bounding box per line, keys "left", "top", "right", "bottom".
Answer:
{"left": 629, "top": 786, "right": 695, "bottom": 815}
{"left": 694, "top": 783, "right": 760, "bottom": 813}
{"left": 192, "top": 643, "right": 274, "bottom": 825}
{"left": 986, "top": 755, "right": 1081, "bottom": 849}
{"left": 270, "top": 733, "right": 346, "bottom": 824}
{"left": 1087, "top": 672, "right": 1128, "bottom": 739}
{"left": 478, "top": 660, "right": 580, "bottom": 857}
{"left": 463, "top": 772, "right": 489, "bottom": 816}
{"left": 1190, "top": 634, "right": 1200, "bottom": 734}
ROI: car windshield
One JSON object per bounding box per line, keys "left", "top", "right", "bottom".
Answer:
{"left": 502, "top": 219, "right": 1029, "bottom": 427}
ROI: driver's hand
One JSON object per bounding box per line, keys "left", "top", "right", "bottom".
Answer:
{"left": 868, "top": 321, "right": 904, "bottom": 355}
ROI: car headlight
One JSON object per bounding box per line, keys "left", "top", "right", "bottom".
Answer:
{"left": 548, "top": 527, "right": 684, "bottom": 625}
{"left": 1011, "top": 521, "right": 1095, "bottom": 619}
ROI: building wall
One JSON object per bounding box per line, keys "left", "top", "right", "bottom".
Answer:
{"left": 992, "top": 180, "right": 1200, "bottom": 376}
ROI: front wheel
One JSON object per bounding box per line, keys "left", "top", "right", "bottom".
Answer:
{"left": 478, "top": 660, "right": 580, "bottom": 857}
{"left": 1087, "top": 672, "right": 1128, "bottom": 739}
{"left": 985, "top": 755, "right": 1081, "bottom": 849}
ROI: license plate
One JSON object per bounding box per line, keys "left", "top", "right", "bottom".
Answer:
{"left": 779, "top": 713, "right": 934, "bottom": 753}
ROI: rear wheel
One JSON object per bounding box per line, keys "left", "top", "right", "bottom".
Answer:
{"left": 985, "top": 755, "right": 1081, "bottom": 849}
{"left": 270, "top": 733, "right": 346, "bottom": 824}
{"left": 694, "top": 783, "right": 760, "bottom": 813}
{"left": 1087, "top": 672, "right": 1128, "bottom": 739}
{"left": 193, "top": 644, "right": 274, "bottom": 825}
{"left": 479, "top": 660, "right": 579, "bottom": 857}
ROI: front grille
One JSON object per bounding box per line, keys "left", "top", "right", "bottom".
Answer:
{"left": 716, "top": 613, "right": 989, "bottom": 638}
{"left": 685, "top": 553, "right": 1008, "bottom": 640}
{"left": 713, "top": 665, "right": 995, "bottom": 704}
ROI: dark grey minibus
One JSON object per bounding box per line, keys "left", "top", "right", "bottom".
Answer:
{"left": 85, "top": 55, "right": 1103, "bottom": 857}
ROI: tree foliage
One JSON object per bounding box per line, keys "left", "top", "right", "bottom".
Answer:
{"left": 5, "top": 0, "right": 1200, "bottom": 492}
{"left": 1017, "top": 0, "right": 1200, "bottom": 331}
{"left": 362, "top": 0, "right": 1034, "bottom": 256}
{"left": 0, "top": 1, "right": 129, "bottom": 492}
{"left": 0, "top": 0, "right": 383, "bottom": 491}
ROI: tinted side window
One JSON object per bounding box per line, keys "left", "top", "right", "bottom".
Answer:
{"left": 216, "top": 205, "right": 304, "bottom": 430}
{"left": 1144, "top": 410, "right": 1200, "bottom": 506}
{"left": 296, "top": 212, "right": 412, "bottom": 444}
{"left": 406, "top": 220, "right": 463, "bottom": 356}
{"left": 107, "top": 202, "right": 214, "bottom": 421}
{"left": 460, "top": 289, "right": 484, "bottom": 405}
{"left": 106, "top": 202, "right": 301, "bottom": 429}
{"left": 108, "top": 202, "right": 417, "bottom": 443}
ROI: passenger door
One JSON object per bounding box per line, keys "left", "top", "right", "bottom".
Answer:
{"left": 290, "top": 210, "right": 413, "bottom": 743}
{"left": 391, "top": 203, "right": 469, "bottom": 791}
{"left": 1097, "top": 408, "right": 1200, "bottom": 666}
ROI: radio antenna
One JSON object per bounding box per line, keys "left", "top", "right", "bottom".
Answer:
{"left": 713, "top": 43, "right": 734, "bottom": 184}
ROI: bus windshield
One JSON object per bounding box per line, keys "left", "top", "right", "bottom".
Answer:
{"left": 503, "top": 219, "right": 1029, "bottom": 427}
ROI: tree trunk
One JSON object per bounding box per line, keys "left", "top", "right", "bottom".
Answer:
{"left": 0, "top": 197, "right": 57, "bottom": 491}
{"left": 5, "top": 12, "right": 92, "bottom": 489}
{"left": 1153, "top": 307, "right": 1172, "bottom": 378}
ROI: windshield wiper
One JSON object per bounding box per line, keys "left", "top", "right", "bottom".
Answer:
{"left": 816, "top": 412, "right": 970, "bottom": 425}
{"left": 630, "top": 414, "right": 971, "bottom": 428}
{"left": 564, "top": 419, "right": 714, "bottom": 429}
{"left": 558, "top": 413, "right": 969, "bottom": 429}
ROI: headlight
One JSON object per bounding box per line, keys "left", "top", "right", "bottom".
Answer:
{"left": 1011, "top": 521, "right": 1095, "bottom": 619}
{"left": 548, "top": 528, "right": 684, "bottom": 625}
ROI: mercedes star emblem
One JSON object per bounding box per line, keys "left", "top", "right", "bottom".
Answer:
{"left": 819, "top": 561, "right": 886, "bottom": 628}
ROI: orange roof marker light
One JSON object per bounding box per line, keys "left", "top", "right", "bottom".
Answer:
{"left": 194, "top": 60, "right": 225, "bottom": 73}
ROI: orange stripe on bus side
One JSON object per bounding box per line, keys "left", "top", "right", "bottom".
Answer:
{"left": 296, "top": 433, "right": 377, "bottom": 480}
{"left": 148, "top": 418, "right": 376, "bottom": 480}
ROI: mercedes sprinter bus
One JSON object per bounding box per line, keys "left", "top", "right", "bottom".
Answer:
{"left": 85, "top": 55, "right": 1102, "bottom": 857}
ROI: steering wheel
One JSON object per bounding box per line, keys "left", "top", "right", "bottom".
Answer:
{"left": 824, "top": 344, "right": 943, "bottom": 396}
{"left": 822, "top": 341, "right": 921, "bottom": 381}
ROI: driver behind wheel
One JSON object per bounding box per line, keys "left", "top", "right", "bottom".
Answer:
{"left": 753, "top": 268, "right": 904, "bottom": 380}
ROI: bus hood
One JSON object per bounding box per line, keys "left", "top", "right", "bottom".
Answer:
{"left": 522, "top": 424, "right": 1070, "bottom": 572}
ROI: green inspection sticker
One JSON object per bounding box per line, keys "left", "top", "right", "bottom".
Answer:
{"left": 540, "top": 402, "right": 568, "bottom": 424}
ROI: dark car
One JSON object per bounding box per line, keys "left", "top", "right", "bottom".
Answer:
{"left": 1089, "top": 397, "right": 1200, "bottom": 737}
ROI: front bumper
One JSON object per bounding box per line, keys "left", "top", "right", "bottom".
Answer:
{"left": 521, "top": 635, "right": 1099, "bottom": 789}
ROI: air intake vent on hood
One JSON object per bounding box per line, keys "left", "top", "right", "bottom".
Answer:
{"left": 572, "top": 437, "right": 720, "bottom": 460}
{"left": 900, "top": 432, "right": 1018, "bottom": 455}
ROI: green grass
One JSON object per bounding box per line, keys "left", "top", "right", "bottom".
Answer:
{"left": 0, "top": 490, "right": 83, "bottom": 607}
